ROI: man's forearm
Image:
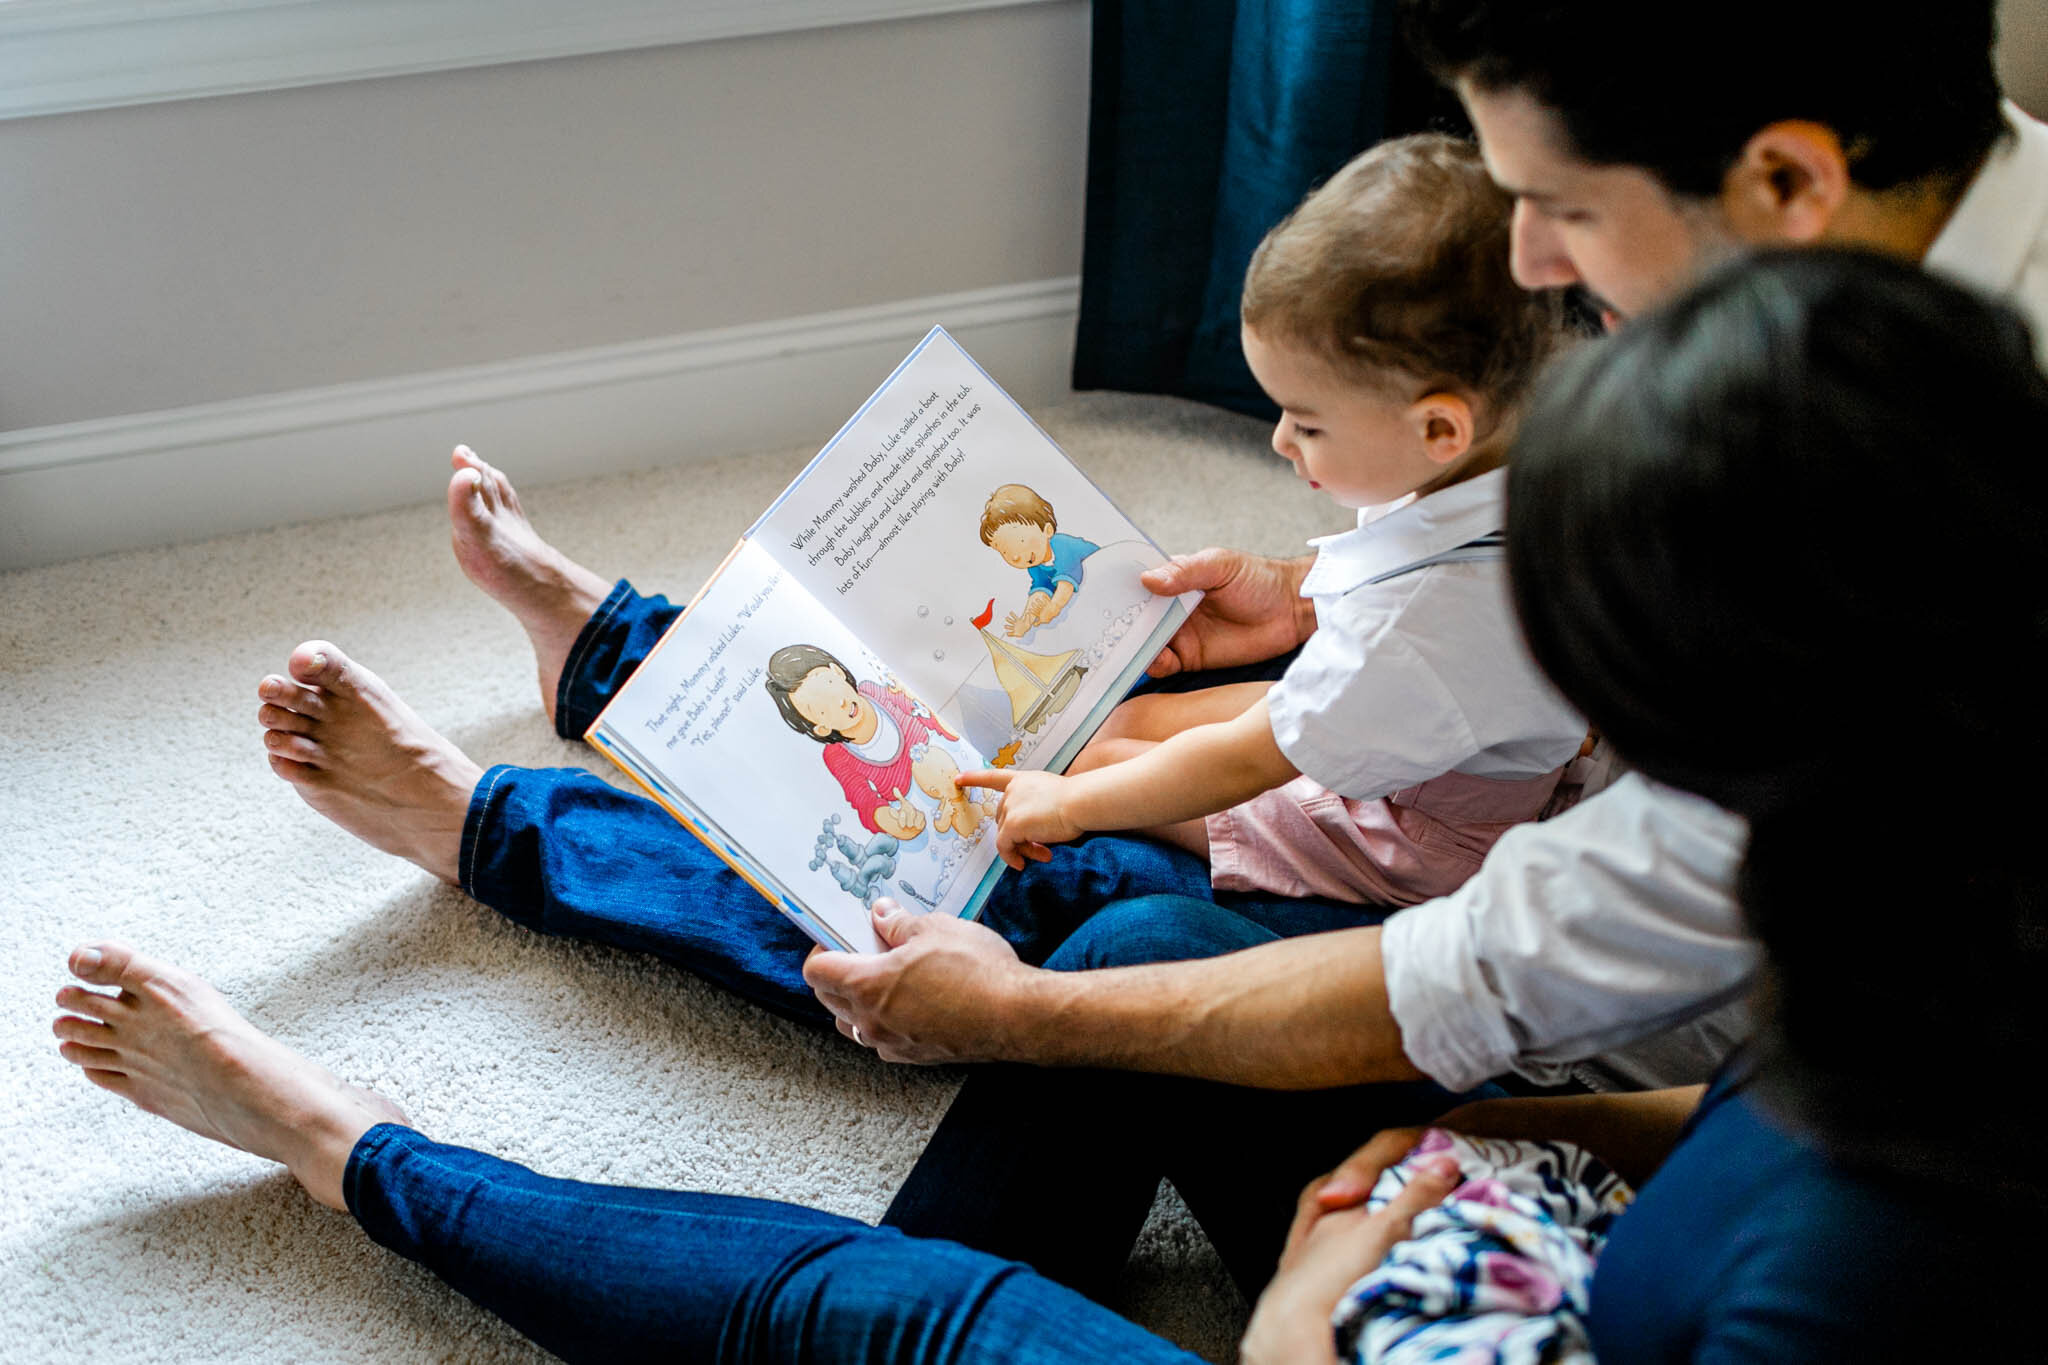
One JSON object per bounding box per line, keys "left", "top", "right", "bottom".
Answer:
{"left": 995, "top": 924, "right": 1424, "bottom": 1089}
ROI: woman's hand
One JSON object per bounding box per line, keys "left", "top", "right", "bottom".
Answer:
{"left": 954, "top": 769, "right": 1076, "bottom": 869}
{"left": 1297, "top": 1126, "right": 1429, "bottom": 1215}
{"left": 1241, "top": 1152, "right": 1461, "bottom": 1365}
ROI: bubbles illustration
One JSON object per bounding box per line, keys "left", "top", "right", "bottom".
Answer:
{"left": 916, "top": 604, "right": 930, "bottom": 618}
{"left": 942, "top": 615, "right": 954, "bottom": 626}
{"left": 932, "top": 648, "right": 946, "bottom": 660}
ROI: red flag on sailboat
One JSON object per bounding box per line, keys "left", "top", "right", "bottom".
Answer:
{"left": 971, "top": 598, "right": 995, "bottom": 630}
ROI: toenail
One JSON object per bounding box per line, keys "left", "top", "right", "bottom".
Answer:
{"left": 312, "top": 652, "right": 328, "bottom": 669}
{"left": 74, "top": 948, "right": 101, "bottom": 972}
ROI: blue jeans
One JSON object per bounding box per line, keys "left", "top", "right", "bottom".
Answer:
{"left": 346, "top": 1123, "right": 1202, "bottom": 1364}
{"left": 336, "top": 905, "right": 1468, "bottom": 1358}
{"left": 881, "top": 897, "right": 1478, "bottom": 1300}
{"left": 454, "top": 581, "right": 1476, "bottom": 1303}
{"left": 460, "top": 580, "right": 1371, "bottom": 1028}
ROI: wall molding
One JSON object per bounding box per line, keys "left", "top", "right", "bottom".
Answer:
{"left": 0, "top": 276, "right": 1081, "bottom": 571}
{"left": 0, "top": 0, "right": 1063, "bottom": 121}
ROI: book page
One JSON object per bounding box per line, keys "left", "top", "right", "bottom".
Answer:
{"left": 588, "top": 539, "right": 1003, "bottom": 954}
{"left": 752, "top": 328, "right": 1196, "bottom": 776}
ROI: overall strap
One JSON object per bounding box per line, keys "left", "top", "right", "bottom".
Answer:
{"left": 1362, "top": 531, "right": 1506, "bottom": 585}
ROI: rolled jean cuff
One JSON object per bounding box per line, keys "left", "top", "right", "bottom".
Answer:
{"left": 459, "top": 763, "right": 521, "bottom": 902}
{"left": 554, "top": 578, "right": 637, "bottom": 738}
{"left": 342, "top": 1121, "right": 423, "bottom": 1236}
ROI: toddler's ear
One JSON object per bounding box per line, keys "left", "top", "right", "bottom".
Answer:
{"left": 1410, "top": 393, "right": 1474, "bottom": 466}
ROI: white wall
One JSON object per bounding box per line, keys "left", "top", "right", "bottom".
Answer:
{"left": 2001, "top": 0, "right": 2048, "bottom": 115}
{"left": 1, "top": 3, "right": 1091, "bottom": 568}
{"left": 5, "top": 2, "right": 2042, "bottom": 570}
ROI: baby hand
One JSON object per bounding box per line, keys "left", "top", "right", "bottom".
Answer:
{"left": 874, "top": 789, "right": 926, "bottom": 842}
{"left": 954, "top": 769, "right": 1079, "bottom": 869}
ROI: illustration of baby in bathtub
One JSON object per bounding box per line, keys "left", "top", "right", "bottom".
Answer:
{"left": 912, "top": 746, "right": 997, "bottom": 836}
{"left": 978, "top": 483, "right": 1100, "bottom": 638}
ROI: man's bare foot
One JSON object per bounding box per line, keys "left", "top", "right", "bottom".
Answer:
{"left": 257, "top": 642, "right": 483, "bottom": 884}
{"left": 447, "top": 445, "right": 610, "bottom": 724}
{"left": 53, "top": 943, "right": 409, "bottom": 1211}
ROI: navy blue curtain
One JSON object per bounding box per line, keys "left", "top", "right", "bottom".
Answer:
{"left": 1072, "top": 1, "right": 1460, "bottom": 418}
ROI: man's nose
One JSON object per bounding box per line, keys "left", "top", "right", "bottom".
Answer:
{"left": 1509, "top": 199, "right": 1580, "bottom": 290}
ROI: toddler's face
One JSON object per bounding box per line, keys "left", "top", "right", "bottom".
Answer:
{"left": 987, "top": 521, "right": 1055, "bottom": 569}
{"left": 1242, "top": 325, "right": 1447, "bottom": 510}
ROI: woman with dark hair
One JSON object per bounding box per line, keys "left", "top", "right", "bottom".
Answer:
{"left": 53, "top": 250, "right": 2039, "bottom": 1361}
{"left": 1493, "top": 246, "right": 2043, "bottom": 1359}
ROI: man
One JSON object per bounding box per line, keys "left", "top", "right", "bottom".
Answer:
{"left": 807, "top": 0, "right": 2045, "bottom": 1105}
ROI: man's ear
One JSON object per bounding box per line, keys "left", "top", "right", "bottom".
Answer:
{"left": 1410, "top": 393, "right": 1474, "bottom": 466}
{"left": 1720, "top": 121, "right": 1850, "bottom": 244}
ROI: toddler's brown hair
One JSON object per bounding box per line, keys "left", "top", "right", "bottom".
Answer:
{"left": 1242, "top": 133, "right": 1565, "bottom": 414}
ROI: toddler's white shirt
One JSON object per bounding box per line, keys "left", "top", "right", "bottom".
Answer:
{"left": 1266, "top": 467, "right": 1585, "bottom": 801}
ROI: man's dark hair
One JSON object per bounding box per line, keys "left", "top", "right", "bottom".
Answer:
{"left": 1506, "top": 249, "right": 2048, "bottom": 1197}
{"left": 1402, "top": 0, "right": 2008, "bottom": 195}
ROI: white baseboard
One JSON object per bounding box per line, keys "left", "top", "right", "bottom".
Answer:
{"left": 0, "top": 277, "right": 1080, "bottom": 572}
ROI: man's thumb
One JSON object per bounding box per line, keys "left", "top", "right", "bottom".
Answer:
{"left": 871, "top": 897, "right": 927, "bottom": 947}
{"left": 1143, "top": 547, "right": 1232, "bottom": 596}
{"left": 1139, "top": 560, "right": 1188, "bottom": 594}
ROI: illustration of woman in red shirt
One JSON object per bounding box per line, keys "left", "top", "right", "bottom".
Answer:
{"left": 763, "top": 643, "right": 964, "bottom": 843}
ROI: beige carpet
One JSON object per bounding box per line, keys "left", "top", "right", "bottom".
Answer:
{"left": 0, "top": 391, "right": 1346, "bottom": 1363}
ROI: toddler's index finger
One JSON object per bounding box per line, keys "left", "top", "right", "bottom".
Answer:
{"left": 956, "top": 769, "right": 1010, "bottom": 793}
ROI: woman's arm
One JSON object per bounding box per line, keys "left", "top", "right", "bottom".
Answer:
{"left": 960, "top": 698, "right": 1299, "bottom": 867}
{"left": 1308, "top": 1087, "right": 1708, "bottom": 1213}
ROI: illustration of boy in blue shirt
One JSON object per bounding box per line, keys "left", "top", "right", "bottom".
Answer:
{"left": 978, "top": 483, "right": 1098, "bottom": 637}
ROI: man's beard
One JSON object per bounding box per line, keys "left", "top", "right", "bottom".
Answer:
{"left": 1560, "top": 285, "right": 1619, "bottom": 334}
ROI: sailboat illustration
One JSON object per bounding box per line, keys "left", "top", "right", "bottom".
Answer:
{"left": 971, "top": 598, "right": 1087, "bottom": 734}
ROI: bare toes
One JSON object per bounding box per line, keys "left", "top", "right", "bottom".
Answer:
{"left": 263, "top": 730, "right": 322, "bottom": 763}
{"left": 267, "top": 753, "right": 324, "bottom": 785}
{"left": 451, "top": 448, "right": 501, "bottom": 508}
{"left": 70, "top": 941, "right": 186, "bottom": 1002}
{"left": 55, "top": 984, "right": 129, "bottom": 1022}
{"left": 259, "top": 675, "right": 326, "bottom": 718}
{"left": 287, "top": 642, "right": 351, "bottom": 693}
{"left": 68, "top": 942, "right": 135, "bottom": 989}
{"left": 258, "top": 703, "right": 315, "bottom": 735}
{"left": 54, "top": 1014, "right": 114, "bottom": 1047}
{"left": 59, "top": 1040, "right": 124, "bottom": 1069}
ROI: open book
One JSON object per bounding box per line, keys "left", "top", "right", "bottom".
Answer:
{"left": 586, "top": 328, "right": 1197, "bottom": 953}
